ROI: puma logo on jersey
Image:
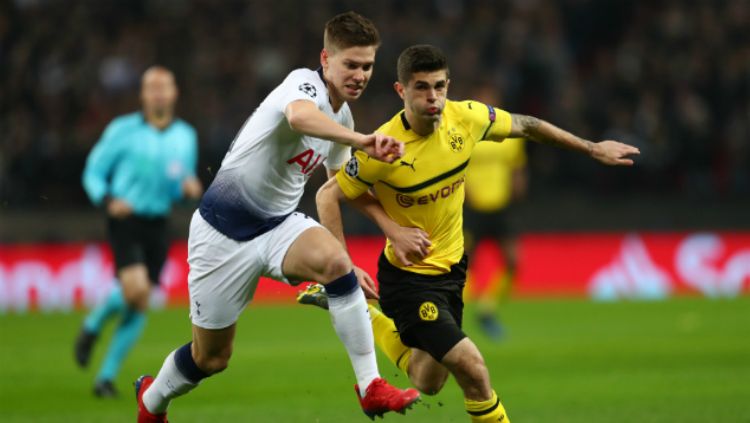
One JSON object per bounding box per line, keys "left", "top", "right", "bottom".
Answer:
{"left": 287, "top": 149, "right": 326, "bottom": 175}
{"left": 399, "top": 158, "right": 416, "bottom": 171}
{"left": 399, "top": 157, "right": 417, "bottom": 172}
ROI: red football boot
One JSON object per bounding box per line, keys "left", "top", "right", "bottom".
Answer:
{"left": 134, "top": 375, "right": 168, "bottom": 423}
{"left": 355, "top": 378, "right": 421, "bottom": 420}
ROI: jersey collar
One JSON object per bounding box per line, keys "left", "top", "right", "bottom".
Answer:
{"left": 400, "top": 111, "right": 411, "bottom": 130}
{"left": 140, "top": 111, "right": 176, "bottom": 133}
{"left": 397, "top": 111, "right": 431, "bottom": 143}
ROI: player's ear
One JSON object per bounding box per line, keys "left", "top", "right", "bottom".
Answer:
{"left": 394, "top": 82, "right": 405, "bottom": 100}
{"left": 320, "top": 49, "right": 329, "bottom": 69}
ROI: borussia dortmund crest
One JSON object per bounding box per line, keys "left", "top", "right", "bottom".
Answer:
{"left": 419, "top": 302, "right": 439, "bottom": 321}
{"left": 449, "top": 133, "right": 464, "bottom": 152}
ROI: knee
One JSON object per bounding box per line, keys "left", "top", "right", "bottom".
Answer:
{"left": 123, "top": 285, "right": 150, "bottom": 311}
{"left": 194, "top": 347, "right": 232, "bottom": 375}
{"left": 409, "top": 358, "right": 450, "bottom": 396}
{"left": 413, "top": 376, "right": 448, "bottom": 396}
{"left": 321, "top": 250, "right": 352, "bottom": 282}
{"left": 200, "top": 356, "right": 230, "bottom": 375}
{"left": 120, "top": 268, "right": 151, "bottom": 310}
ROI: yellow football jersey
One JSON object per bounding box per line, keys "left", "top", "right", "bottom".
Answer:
{"left": 465, "top": 137, "right": 527, "bottom": 212}
{"left": 336, "top": 100, "right": 512, "bottom": 275}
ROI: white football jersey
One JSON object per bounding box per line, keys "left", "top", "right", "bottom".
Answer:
{"left": 199, "top": 68, "right": 353, "bottom": 240}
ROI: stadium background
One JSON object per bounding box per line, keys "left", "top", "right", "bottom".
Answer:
{"left": 1, "top": 0, "right": 748, "bottom": 422}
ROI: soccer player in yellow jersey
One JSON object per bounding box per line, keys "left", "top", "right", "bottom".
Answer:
{"left": 464, "top": 131, "right": 527, "bottom": 339}
{"left": 309, "top": 44, "right": 639, "bottom": 422}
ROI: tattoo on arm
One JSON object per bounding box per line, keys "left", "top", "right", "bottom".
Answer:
{"left": 511, "top": 114, "right": 541, "bottom": 137}
{"left": 511, "top": 113, "right": 595, "bottom": 155}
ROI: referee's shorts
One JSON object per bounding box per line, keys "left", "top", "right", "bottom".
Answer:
{"left": 107, "top": 215, "right": 169, "bottom": 285}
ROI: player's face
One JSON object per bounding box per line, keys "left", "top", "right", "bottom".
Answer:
{"left": 140, "top": 69, "right": 178, "bottom": 118}
{"left": 322, "top": 45, "right": 377, "bottom": 103}
{"left": 396, "top": 70, "right": 449, "bottom": 125}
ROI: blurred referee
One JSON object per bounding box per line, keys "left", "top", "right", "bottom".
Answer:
{"left": 74, "top": 66, "right": 202, "bottom": 398}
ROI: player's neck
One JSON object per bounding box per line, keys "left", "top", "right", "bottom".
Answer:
{"left": 319, "top": 70, "right": 346, "bottom": 112}
{"left": 144, "top": 112, "right": 174, "bottom": 131}
{"left": 326, "top": 83, "right": 346, "bottom": 112}
{"left": 404, "top": 109, "right": 437, "bottom": 136}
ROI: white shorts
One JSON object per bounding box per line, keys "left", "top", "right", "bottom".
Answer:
{"left": 187, "top": 210, "right": 321, "bottom": 329}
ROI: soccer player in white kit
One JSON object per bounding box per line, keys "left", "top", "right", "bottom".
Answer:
{"left": 135, "top": 12, "right": 420, "bottom": 422}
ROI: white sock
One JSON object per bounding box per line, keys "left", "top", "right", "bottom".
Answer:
{"left": 143, "top": 351, "right": 199, "bottom": 414}
{"left": 328, "top": 287, "right": 380, "bottom": 396}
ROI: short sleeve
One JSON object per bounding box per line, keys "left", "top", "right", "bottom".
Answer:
{"left": 335, "top": 150, "right": 391, "bottom": 199}
{"left": 325, "top": 108, "right": 354, "bottom": 171}
{"left": 325, "top": 143, "right": 352, "bottom": 171}
{"left": 276, "top": 69, "right": 325, "bottom": 112}
{"left": 457, "top": 100, "right": 512, "bottom": 142}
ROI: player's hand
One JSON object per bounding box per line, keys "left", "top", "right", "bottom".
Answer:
{"left": 107, "top": 198, "right": 133, "bottom": 219}
{"left": 353, "top": 265, "right": 379, "bottom": 300}
{"left": 182, "top": 177, "right": 204, "bottom": 200}
{"left": 388, "top": 226, "right": 432, "bottom": 266}
{"left": 590, "top": 140, "right": 640, "bottom": 166}
{"left": 357, "top": 133, "right": 404, "bottom": 163}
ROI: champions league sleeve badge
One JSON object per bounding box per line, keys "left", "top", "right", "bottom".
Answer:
{"left": 345, "top": 155, "right": 359, "bottom": 178}
{"left": 298, "top": 82, "right": 317, "bottom": 99}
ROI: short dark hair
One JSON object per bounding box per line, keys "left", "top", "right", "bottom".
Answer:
{"left": 324, "top": 11, "right": 380, "bottom": 52}
{"left": 397, "top": 44, "right": 449, "bottom": 84}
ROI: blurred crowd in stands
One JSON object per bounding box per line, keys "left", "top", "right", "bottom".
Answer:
{"left": 1, "top": 0, "right": 748, "bottom": 210}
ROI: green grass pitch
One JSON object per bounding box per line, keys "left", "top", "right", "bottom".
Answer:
{"left": 1, "top": 297, "right": 749, "bottom": 422}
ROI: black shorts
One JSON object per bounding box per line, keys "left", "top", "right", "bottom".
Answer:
{"left": 107, "top": 215, "right": 169, "bottom": 285}
{"left": 463, "top": 206, "right": 513, "bottom": 243}
{"left": 377, "top": 253, "right": 468, "bottom": 362}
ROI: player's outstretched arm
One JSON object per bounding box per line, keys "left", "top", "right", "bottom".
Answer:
{"left": 508, "top": 114, "right": 641, "bottom": 166}
{"left": 285, "top": 100, "right": 404, "bottom": 162}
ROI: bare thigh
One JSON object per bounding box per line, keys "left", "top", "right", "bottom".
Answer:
{"left": 118, "top": 263, "right": 151, "bottom": 311}
{"left": 281, "top": 227, "right": 352, "bottom": 284}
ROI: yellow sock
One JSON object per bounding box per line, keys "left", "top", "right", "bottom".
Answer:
{"left": 368, "top": 304, "right": 411, "bottom": 374}
{"left": 465, "top": 390, "right": 510, "bottom": 422}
